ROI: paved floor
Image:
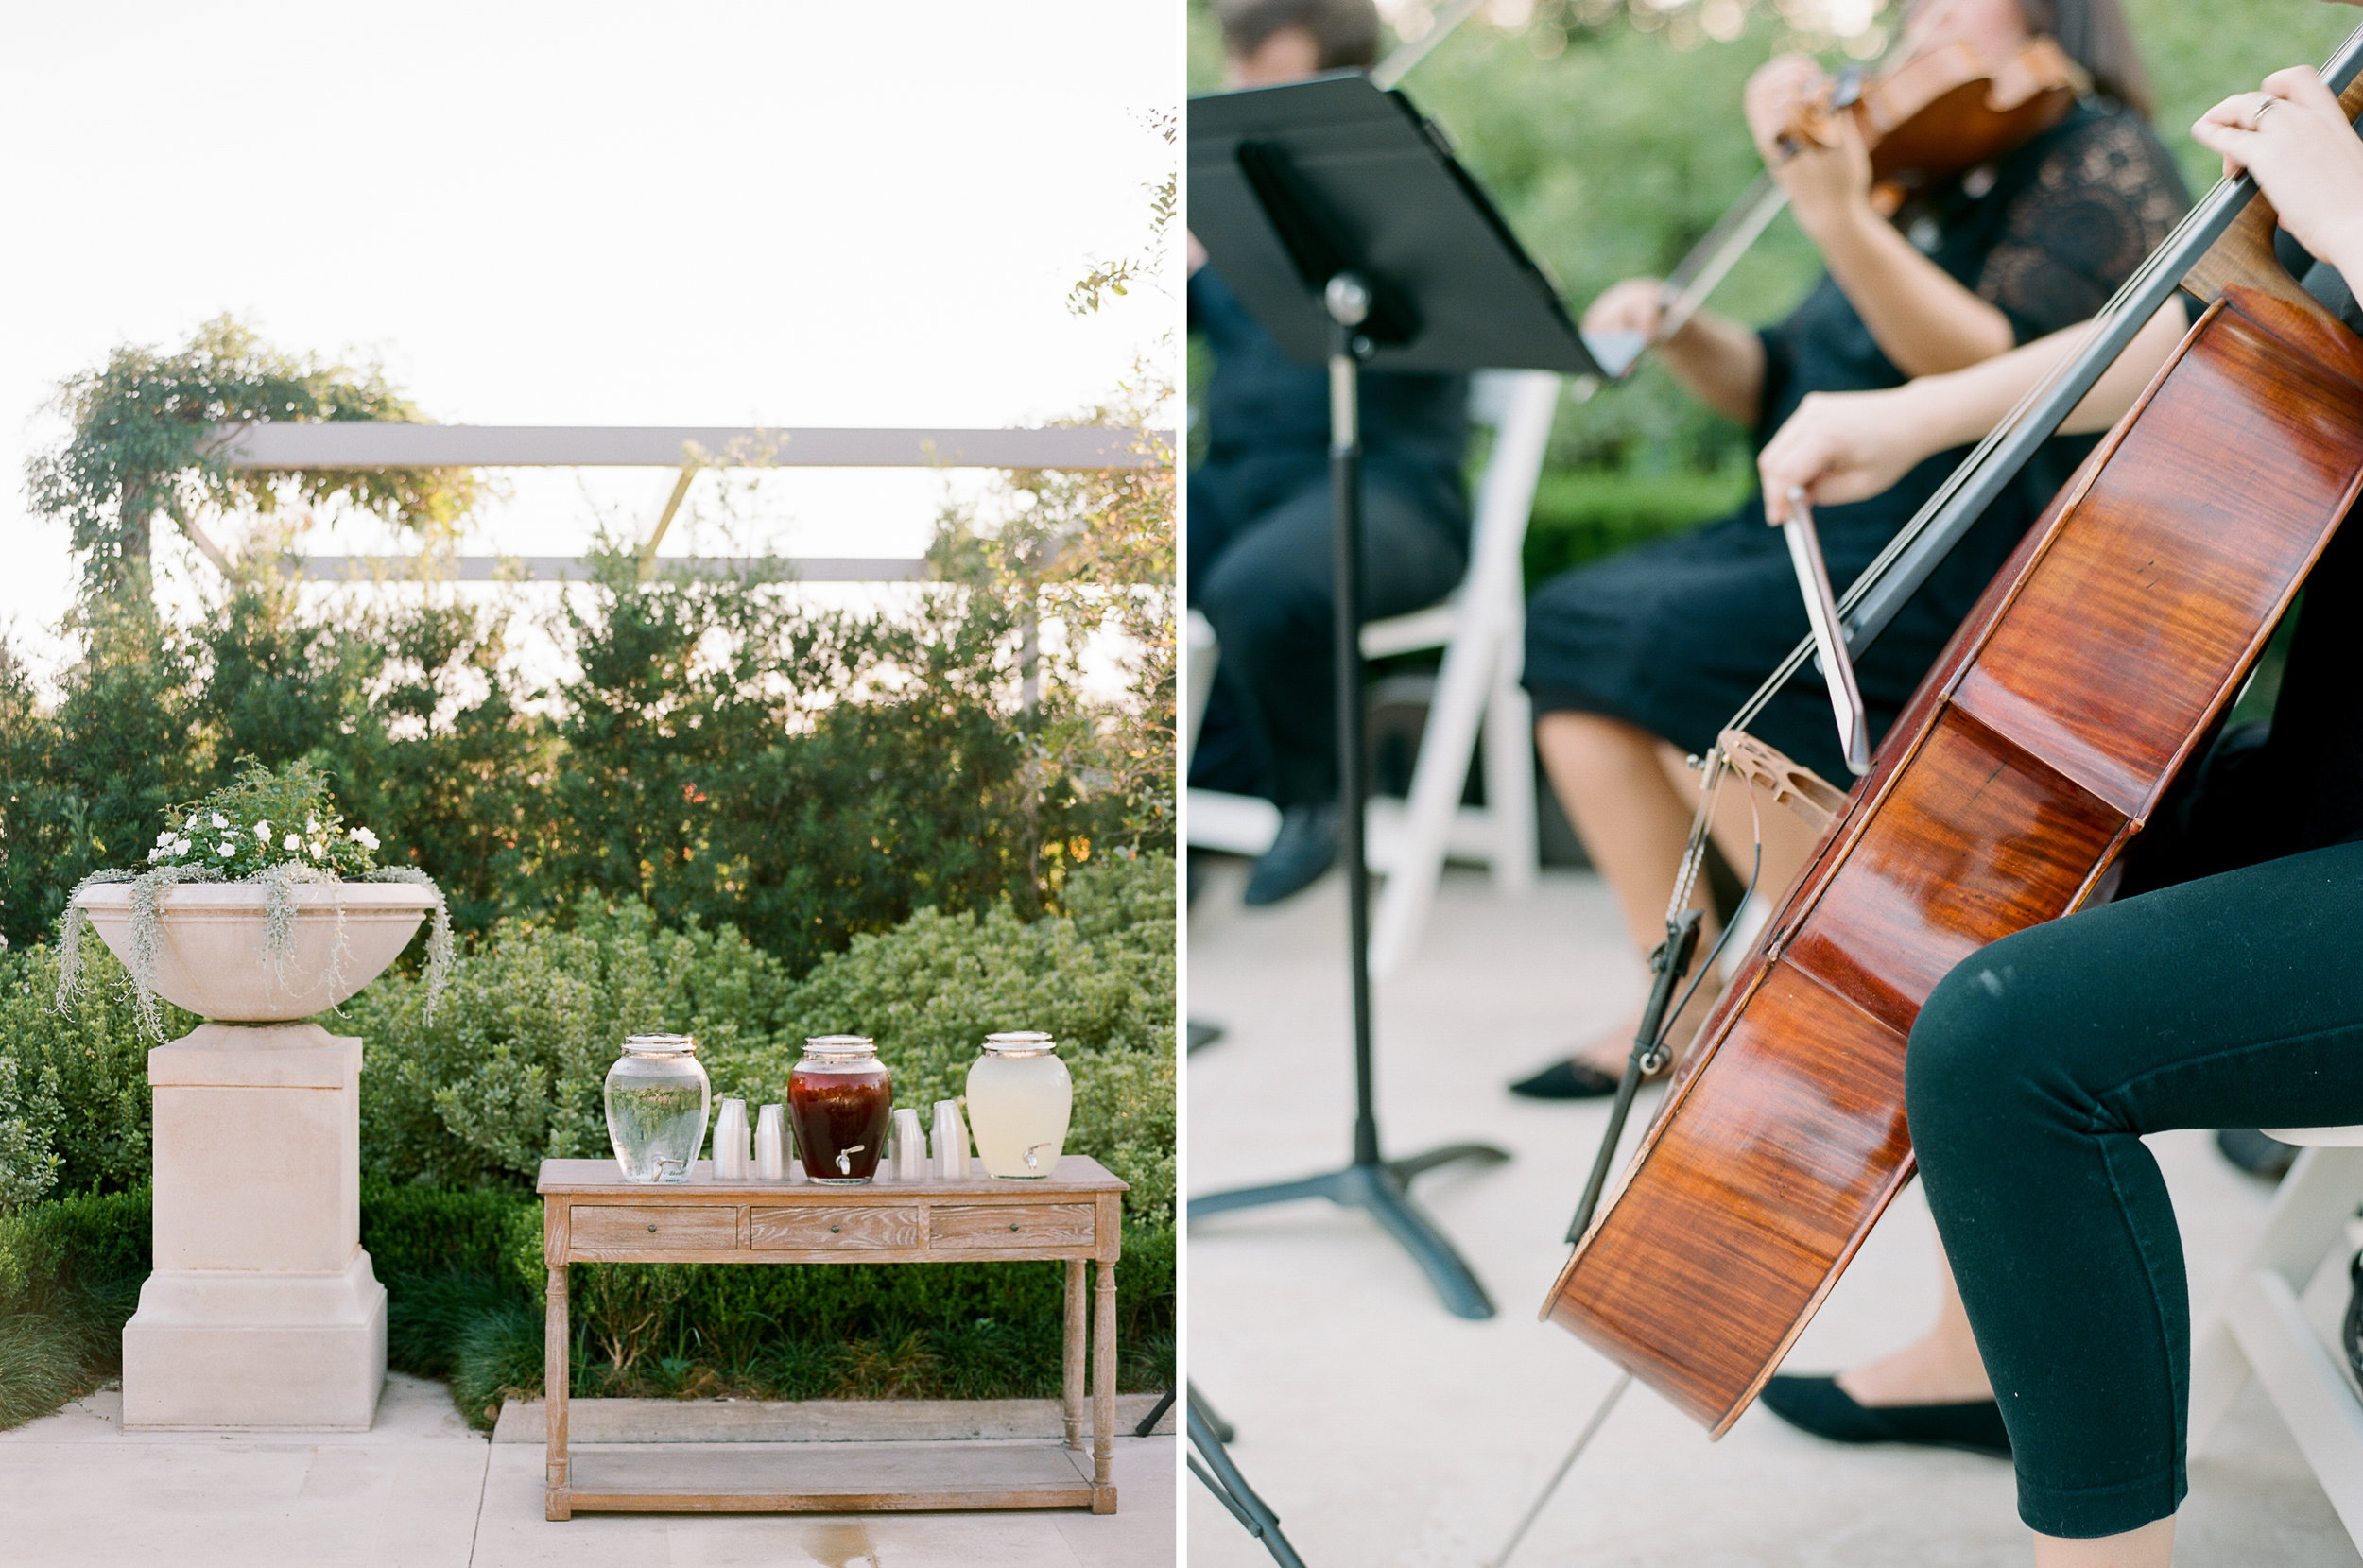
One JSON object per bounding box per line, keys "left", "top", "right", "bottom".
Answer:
{"left": 0, "top": 1376, "right": 1176, "bottom": 1567}
{"left": 1184, "top": 860, "right": 2363, "bottom": 1567}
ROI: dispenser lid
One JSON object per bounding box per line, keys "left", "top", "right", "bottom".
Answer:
{"left": 982, "top": 1030, "right": 1058, "bottom": 1055}
{"left": 803, "top": 1034, "right": 877, "bottom": 1056}
{"left": 622, "top": 1033, "right": 697, "bottom": 1055}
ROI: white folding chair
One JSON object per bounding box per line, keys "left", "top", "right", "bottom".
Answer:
{"left": 1185, "top": 370, "right": 1559, "bottom": 974}
{"left": 2190, "top": 1125, "right": 2363, "bottom": 1549}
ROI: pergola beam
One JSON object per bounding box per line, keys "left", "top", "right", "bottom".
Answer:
{"left": 299, "top": 555, "right": 925, "bottom": 583}
{"left": 207, "top": 424, "right": 1167, "bottom": 471}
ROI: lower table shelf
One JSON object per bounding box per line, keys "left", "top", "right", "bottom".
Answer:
{"left": 551, "top": 1438, "right": 1106, "bottom": 1515}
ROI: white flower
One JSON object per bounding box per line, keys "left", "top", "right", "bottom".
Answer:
{"left": 217, "top": 839, "right": 237, "bottom": 856}
{"left": 210, "top": 813, "right": 228, "bottom": 829}
{"left": 284, "top": 834, "right": 302, "bottom": 853}
{"left": 350, "top": 827, "right": 380, "bottom": 852}
{"left": 253, "top": 820, "right": 271, "bottom": 841}
{"left": 147, "top": 847, "right": 164, "bottom": 863}
{"left": 308, "top": 840, "right": 325, "bottom": 860}
{"left": 305, "top": 816, "right": 319, "bottom": 833}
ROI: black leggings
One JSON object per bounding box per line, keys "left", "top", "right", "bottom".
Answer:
{"left": 1908, "top": 836, "right": 2363, "bottom": 1537}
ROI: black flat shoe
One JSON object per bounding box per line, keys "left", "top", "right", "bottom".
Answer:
{"left": 1508, "top": 1059, "right": 1624, "bottom": 1099}
{"left": 1242, "top": 803, "right": 1338, "bottom": 906}
{"left": 1758, "top": 1374, "right": 2010, "bottom": 1458}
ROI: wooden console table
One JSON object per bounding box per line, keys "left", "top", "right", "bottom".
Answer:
{"left": 536, "top": 1155, "right": 1127, "bottom": 1519}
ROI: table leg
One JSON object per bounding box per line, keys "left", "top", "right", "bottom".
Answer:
{"left": 545, "top": 1264, "right": 571, "bottom": 1521}
{"left": 1092, "top": 1259, "right": 1117, "bottom": 1513}
{"left": 1063, "top": 1259, "right": 1087, "bottom": 1450}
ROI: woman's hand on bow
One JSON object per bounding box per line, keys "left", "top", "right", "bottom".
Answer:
{"left": 1759, "top": 388, "right": 1931, "bottom": 524}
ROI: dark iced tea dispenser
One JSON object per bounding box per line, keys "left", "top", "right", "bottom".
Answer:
{"left": 788, "top": 1034, "right": 891, "bottom": 1184}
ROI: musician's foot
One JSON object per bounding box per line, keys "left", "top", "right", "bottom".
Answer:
{"left": 1507, "top": 1058, "right": 1623, "bottom": 1099}
{"left": 1241, "top": 802, "right": 1337, "bottom": 906}
{"left": 1758, "top": 1375, "right": 2010, "bottom": 1458}
{"left": 1526, "top": 968, "right": 1730, "bottom": 1093}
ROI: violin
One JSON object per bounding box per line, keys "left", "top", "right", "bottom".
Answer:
{"left": 1585, "top": 36, "right": 2089, "bottom": 379}
{"left": 1543, "top": 26, "right": 2363, "bottom": 1439}
{"left": 1785, "top": 36, "right": 2088, "bottom": 211}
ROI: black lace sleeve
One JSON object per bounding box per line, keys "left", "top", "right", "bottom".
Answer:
{"left": 1974, "top": 113, "right": 2189, "bottom": 344}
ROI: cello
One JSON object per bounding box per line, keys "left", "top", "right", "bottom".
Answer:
{"left": 1540, "top": 20, "right": 2363, "bottom": 1443}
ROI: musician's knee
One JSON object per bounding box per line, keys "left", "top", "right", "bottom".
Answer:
{"left": 1197, "top": 547, "right": 1326, "bottom": 668}
{"left": 1906, "top": 947, "right": 2045, "bottom": 1152}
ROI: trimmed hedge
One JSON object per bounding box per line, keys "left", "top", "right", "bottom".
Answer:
{"left": 0, "top": 1184, "right": 1173, "bottom": 1433}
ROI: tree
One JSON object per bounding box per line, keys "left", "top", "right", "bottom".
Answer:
{"left": 24, "top": 315, "right": 478, "bottom": 611}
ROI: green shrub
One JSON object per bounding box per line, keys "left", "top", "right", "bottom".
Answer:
{"left": 0, "top": 943, "right": 186, "bottom": 1208}
{"left": 0, "top": 1188, "right": 153, "bottom": 1430}
{"left": 350, "top": 898, "right": 795, "bottom": 1190}
{"left": 710, "top": 850, "right": 1178, "bottom": 1226}
{"left": 351, "top": 853, "right": 1174, "bottom": 1225}
{"left": 4, "top": 540, "right": 1170, "bottom": 966}
{"left": 0, "top": 1181, "right": 1171, "bottom": 1432}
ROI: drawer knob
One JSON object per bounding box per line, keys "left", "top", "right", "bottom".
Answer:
{"left": 646, "top": 1224, "right": 657, "bottom": 1233}
{"left": 829, "top": 1225, "right": 840, "bottom": 1233}
{"left": 1009, "top": 1222, "right": 1021, "bottom": 1232}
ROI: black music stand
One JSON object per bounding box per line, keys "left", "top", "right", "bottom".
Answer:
{"left": 1187, "top": 74, "right": 1604, "bottom": 1321}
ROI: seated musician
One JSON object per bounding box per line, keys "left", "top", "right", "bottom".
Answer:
{"left": 1509, "top": 0, "right": 2188, "bottom": 1099}
{"left": 1189, "top": 0, "right": 1474, "bottom": 906}
{"left": 1751, "top": 53, "right": 2363, "bottom": 1567}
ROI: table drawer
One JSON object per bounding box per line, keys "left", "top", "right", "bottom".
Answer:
{"left": 932, "top": 1203, "right": 1096, "bottom": 1250}
{"left": 750, "top": 1206, "right": 923, "bottom": 1249}
{"left": 571, "top": 1205, "right": 739, "bottom": 1251}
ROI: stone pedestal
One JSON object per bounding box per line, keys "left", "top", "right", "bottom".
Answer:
{"left": 121, "top": 1022, "right": 387, "bottom": 1430}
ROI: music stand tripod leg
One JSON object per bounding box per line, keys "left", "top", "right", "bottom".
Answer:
{"left": 1186, "top": 274, "right": 1510, "bottom": 1323}
{"left": 1189, "top": 1389, "right": 1311, "bottom": 1568}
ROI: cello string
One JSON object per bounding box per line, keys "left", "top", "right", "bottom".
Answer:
{"left": 1652, "top": 751, "right": 1764, "bottom": 1061}
{"left": 1663, "top": 750, "right": 1731, "bottom": 924}
{"left": 1719, "top": 152, "right": 2209, "bottom": 741}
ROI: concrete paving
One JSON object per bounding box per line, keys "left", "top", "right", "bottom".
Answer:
{"left": 0, "top": 1374, "right": 1176, "bottom": 1567}
{"left": 1184, "top": 860, "right": 2363, "bottom": 1567}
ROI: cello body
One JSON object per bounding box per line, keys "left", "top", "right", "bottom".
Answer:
{"left": 1541, "top": 166, "right": 2363, "bottom": 1432}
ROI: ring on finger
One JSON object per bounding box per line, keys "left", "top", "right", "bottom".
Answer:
{"left": 2248, "top": 94, "right": 2279, "bottom": 131}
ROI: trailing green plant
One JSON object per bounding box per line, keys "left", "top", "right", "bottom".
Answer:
{"left": 50, "top": 759, "right": 453, "bottom": 1042}
{"left": 23, "top": 315, "right": 477, "bottom": 610}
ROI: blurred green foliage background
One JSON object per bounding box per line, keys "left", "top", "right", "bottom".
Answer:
{"left": 1189, "top": 0, "right": 2359, "bottom": 569}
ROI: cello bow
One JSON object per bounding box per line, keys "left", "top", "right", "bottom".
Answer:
{"left": 1539, "top": 21, "right": 2363, "bottom": 1437}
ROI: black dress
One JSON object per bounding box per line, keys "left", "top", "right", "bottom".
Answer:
{"left": 1523, "top": 103, "right": 2189, "bottom": 782}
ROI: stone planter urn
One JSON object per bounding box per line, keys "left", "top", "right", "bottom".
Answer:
{"left": 74, "top": 881, "right": 439, "bottom": 1430}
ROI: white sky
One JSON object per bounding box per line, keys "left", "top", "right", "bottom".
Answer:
{"left": 0, "top": 1, "right": 1180, "bottom": 679}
